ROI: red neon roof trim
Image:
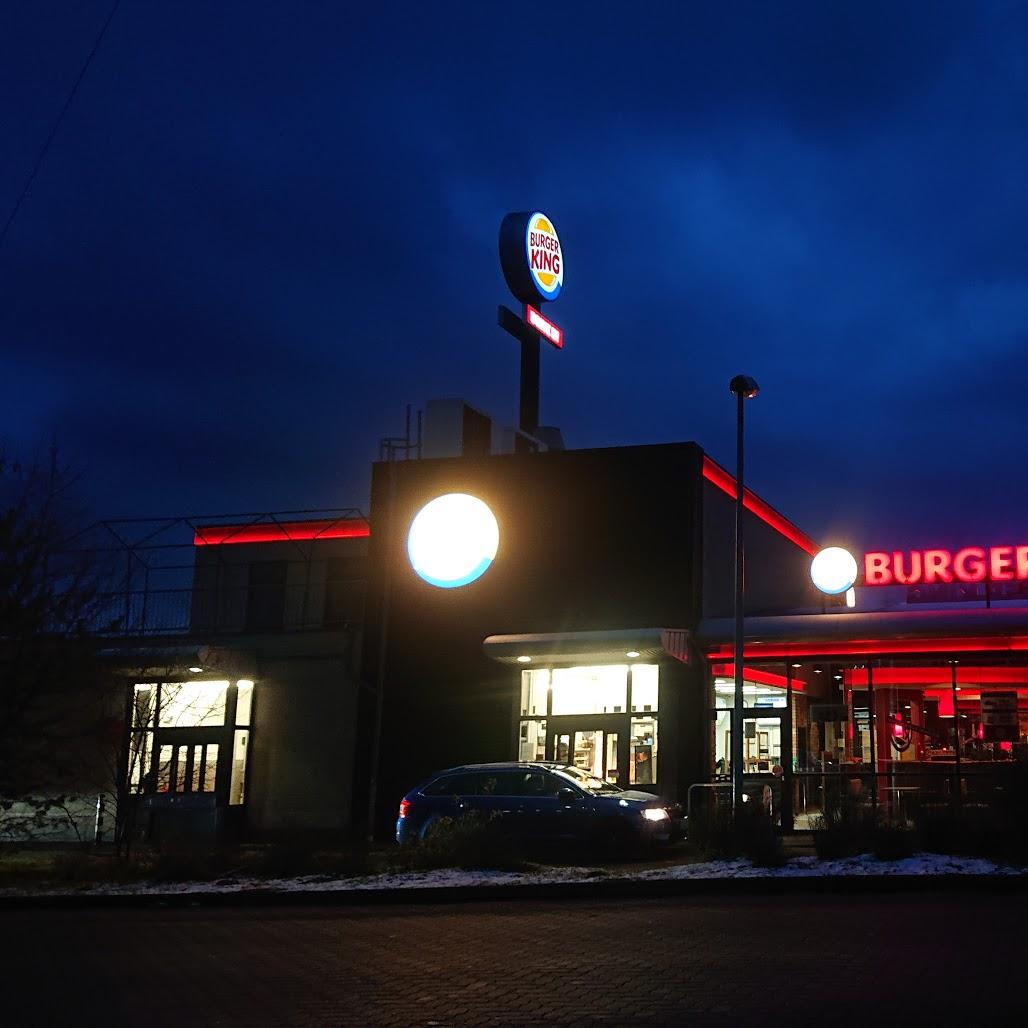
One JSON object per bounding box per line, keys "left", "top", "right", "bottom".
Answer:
{"left": 194, "top": 518, "right": 370, "bottom": 546}
{"left": 702, "top": 456, "right": 818, "bottom": 556}
{"left": 707, "top": 635, "right": 1028, "bottom": 660}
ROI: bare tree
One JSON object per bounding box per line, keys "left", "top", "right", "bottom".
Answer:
{"left": 0, "top": 448, "right": 117, "bottom": 841}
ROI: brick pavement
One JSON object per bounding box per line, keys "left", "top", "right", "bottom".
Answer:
{"left": 4, "top": 891, "right": 1026, "bottom": 1026}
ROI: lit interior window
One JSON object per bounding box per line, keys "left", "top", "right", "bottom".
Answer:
{"left": 631, "top": 665, "right": 658, "bottom": 712}
{"left": 714, "top": 680, "right": 787, "bottom": 708}
{"left": 158, "top": 681, "right": 229, "bottom": 727}
{"left": 551, "top": 665, "right": 628, "bottom": 715}
{"left": 236, "top": 680, "right": 254, "bottom": 726}
{"left": 520, "top": 668, "right": 550, "bottom": 716}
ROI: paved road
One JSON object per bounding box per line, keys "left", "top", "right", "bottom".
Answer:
{"left": 5, "top": 891, "right": 1025, "bottom": 1026}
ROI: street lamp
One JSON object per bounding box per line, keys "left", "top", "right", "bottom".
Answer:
{"left": 729, "top": 374, "right": 759, "bottom": 811}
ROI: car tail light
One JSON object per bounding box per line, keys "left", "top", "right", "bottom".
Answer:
{"left": 398, "top": 799, "right": 411, "bottom": 819}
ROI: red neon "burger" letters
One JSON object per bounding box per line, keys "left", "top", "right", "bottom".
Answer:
{"left": 864, "top": 547, "right": 1028, "bottom": 586}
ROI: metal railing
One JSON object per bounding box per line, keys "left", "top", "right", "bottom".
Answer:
{"left": 64, "top": 510, "right": 368, "bottom": 637}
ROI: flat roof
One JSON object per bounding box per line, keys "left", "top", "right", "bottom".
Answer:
{"left": 700, "top": 607, "right": 1028, "bottom": 660}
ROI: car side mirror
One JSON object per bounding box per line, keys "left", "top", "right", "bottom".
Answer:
{"left": 557, "top": 788, "right": 581, "bottom": 805}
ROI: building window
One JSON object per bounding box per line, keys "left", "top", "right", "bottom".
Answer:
{"left": 519, "top": 719, "right": 547, "bottom": 761}
{"left": 246, "top": 560, "right": 287, "bottom": 631}
{"left": 517, "top": 664, "right": 660, "bottom": 789}
{"left": 550, "top": 665, "right": 628, "bottom": 715}
{"left": 158, "top": 680, "right": 228, "bottom": 727}
{"left": 520, "top": 669, "right": 550, "bottom": 716}
{"left": 630, "top": 717, "right": 658, "bottom": 785}
{"left": 631, "top": 664, "right": 658, "bottom": 712}
{"left": 129, "top": 680, "right": 254, "bottom": 804}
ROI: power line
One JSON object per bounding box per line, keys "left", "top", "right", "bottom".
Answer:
{"left": 0, "top": 0, "right": 121, "bottom": 253}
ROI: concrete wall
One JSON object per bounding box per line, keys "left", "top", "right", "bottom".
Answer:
{"left": 246, "top": 644, "right": 360, "bottom": 836}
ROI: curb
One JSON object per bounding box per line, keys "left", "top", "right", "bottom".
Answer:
{"left": 3, "top": 871, "right": 1028, "bottom": 910}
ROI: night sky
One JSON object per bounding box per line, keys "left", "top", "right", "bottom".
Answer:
{"left": 2, "top": 2, "right": 1027, "bottom": 554}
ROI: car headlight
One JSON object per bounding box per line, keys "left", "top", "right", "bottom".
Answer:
{"left": 642, "top": 807, "right": 670, "bottom": 822}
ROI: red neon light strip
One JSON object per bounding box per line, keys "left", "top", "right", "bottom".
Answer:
{"left": 847, "top": 667, "right": 1028, "bottom": 687}
{"left": 921, "top": 686, "right": 1028, "bottom": 694}
{"left": 707, "top": 636, "right": 1028, "bottom": 660}
{"left": 702, "top": 456, "right": 818, "bottom": 556}
{"left": 711, "top": 663, "right": 806, "bottom": 692}
{"left": 194, "top": 518, "right": 370, "bottom": 546}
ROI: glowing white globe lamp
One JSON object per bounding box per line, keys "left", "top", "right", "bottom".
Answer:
{"left": 810, "top": 546, "right": 858, "bottom": 595}
{"left": 407, "top": 493, "right": 499, "bottom": 588}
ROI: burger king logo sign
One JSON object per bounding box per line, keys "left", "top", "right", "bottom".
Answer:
{"left": 499, "top": 210, "right": 564, "bottom": 306}
{"left": 525, "top": 213, "right": 562, "bottom": 302}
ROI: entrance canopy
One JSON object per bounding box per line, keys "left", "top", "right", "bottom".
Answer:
{"left": 483, "top": 628, "right": 691, "bottom": 666}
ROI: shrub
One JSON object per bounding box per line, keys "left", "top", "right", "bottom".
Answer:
{"left": 811, "top": 801, "right": 875, "bottom": 859}
{"left": 872, "top": 824, "right": 917, "bottom": 862}
{"left": 248, "top": 842, "right": 321, "bottom": 878}
{"left": 915, "top": 807, "right": 1020, "bottom": 862}
{"left": 812, "top": 801, "right": 920, "bottom": 862}
{"left": 397, "top": 812, "right": 528, "bottom": 872}
{"left": 146, "top": 844, "right": 237, "bottom": 882}
{"left": 691, "top": 801, "right": 784, "bottom": 867}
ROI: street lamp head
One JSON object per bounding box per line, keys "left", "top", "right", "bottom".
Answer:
{"left": 729, "top": 375, "right": 759, "bottom": 399}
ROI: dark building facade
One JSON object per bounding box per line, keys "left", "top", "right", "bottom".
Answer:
{"left": 356, "top": 441, "right": 818, "bottom": 832}
{"left": 16, "top": 435, "right": 1027, "bottom": 846}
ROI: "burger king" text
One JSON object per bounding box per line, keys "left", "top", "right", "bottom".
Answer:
{"left": 864, "top": 546, "right": 1028, "bottom": 586}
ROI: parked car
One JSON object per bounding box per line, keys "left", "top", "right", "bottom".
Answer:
{"left": 395, "top": 761, "right": 677, "bottom": 852}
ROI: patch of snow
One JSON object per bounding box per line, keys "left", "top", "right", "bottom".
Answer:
{"left": 626, "top": 853, "right": 1026, "bottom": 880}
{"left": 2, "top": 852, "right": 1024, "bottom": 899}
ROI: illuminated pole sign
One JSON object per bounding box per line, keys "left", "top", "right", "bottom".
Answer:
{"left": 497, "top": 211, "right": 565, "bottom": 435}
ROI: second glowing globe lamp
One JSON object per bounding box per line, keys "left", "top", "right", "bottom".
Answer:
{"left": 810, "top": 546, "right": 858, "bottom": 595}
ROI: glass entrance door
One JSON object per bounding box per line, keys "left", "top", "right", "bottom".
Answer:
{"left": 547, "top": 716, "right": 626, "bottom": 787}
{"left": 714, "top": 708, "right": 793, "bottom": 829}
{"left": 153, "top": 728, "right": 223, "bottom": 795}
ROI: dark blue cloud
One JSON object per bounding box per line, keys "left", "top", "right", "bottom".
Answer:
{"left": 1, "top": 1, "right": 1026, "bottom": 552}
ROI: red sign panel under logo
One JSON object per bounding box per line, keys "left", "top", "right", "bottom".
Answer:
{"left": 525, "top": 304, "right": 563, "bottom": 349}
{"left": 863, "top": 547, "right": 1028, "bottom": 586}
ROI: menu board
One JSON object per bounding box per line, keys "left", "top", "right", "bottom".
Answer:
{"left": 980, "top": 691, "right": 1019, "bottom": 742}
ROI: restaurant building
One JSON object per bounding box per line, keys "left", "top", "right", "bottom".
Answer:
{"left": 15, "top": 417, "right": 1026, "bottom": 843}
{"left": 357, "top": 420, "right": 1028, "bottom": 834}
{"left": 355, "top": 431, "right": 817, "bottom": 832}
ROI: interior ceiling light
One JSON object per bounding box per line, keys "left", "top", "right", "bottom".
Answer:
{"left": 626, "top": 650, "right": 641, "bottom": 659}
{"left": 813, "top": 666, "right": 823, "bottom": 674}
{"left": 188, "top": 667, "right": 203, "bottom": 673}
{"left": 516, "top": 655, "right": 532, "bottom": 663}
{"left": 792, "top": 663, "right": 802, "bottom": 668}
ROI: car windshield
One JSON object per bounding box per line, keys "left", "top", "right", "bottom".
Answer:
{"left": 554, "top": 765, "right": 622, "bottom": 794}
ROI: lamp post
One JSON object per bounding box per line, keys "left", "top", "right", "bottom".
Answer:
{"left": 729, "top": 374, "right": 759, "bottom": 811}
